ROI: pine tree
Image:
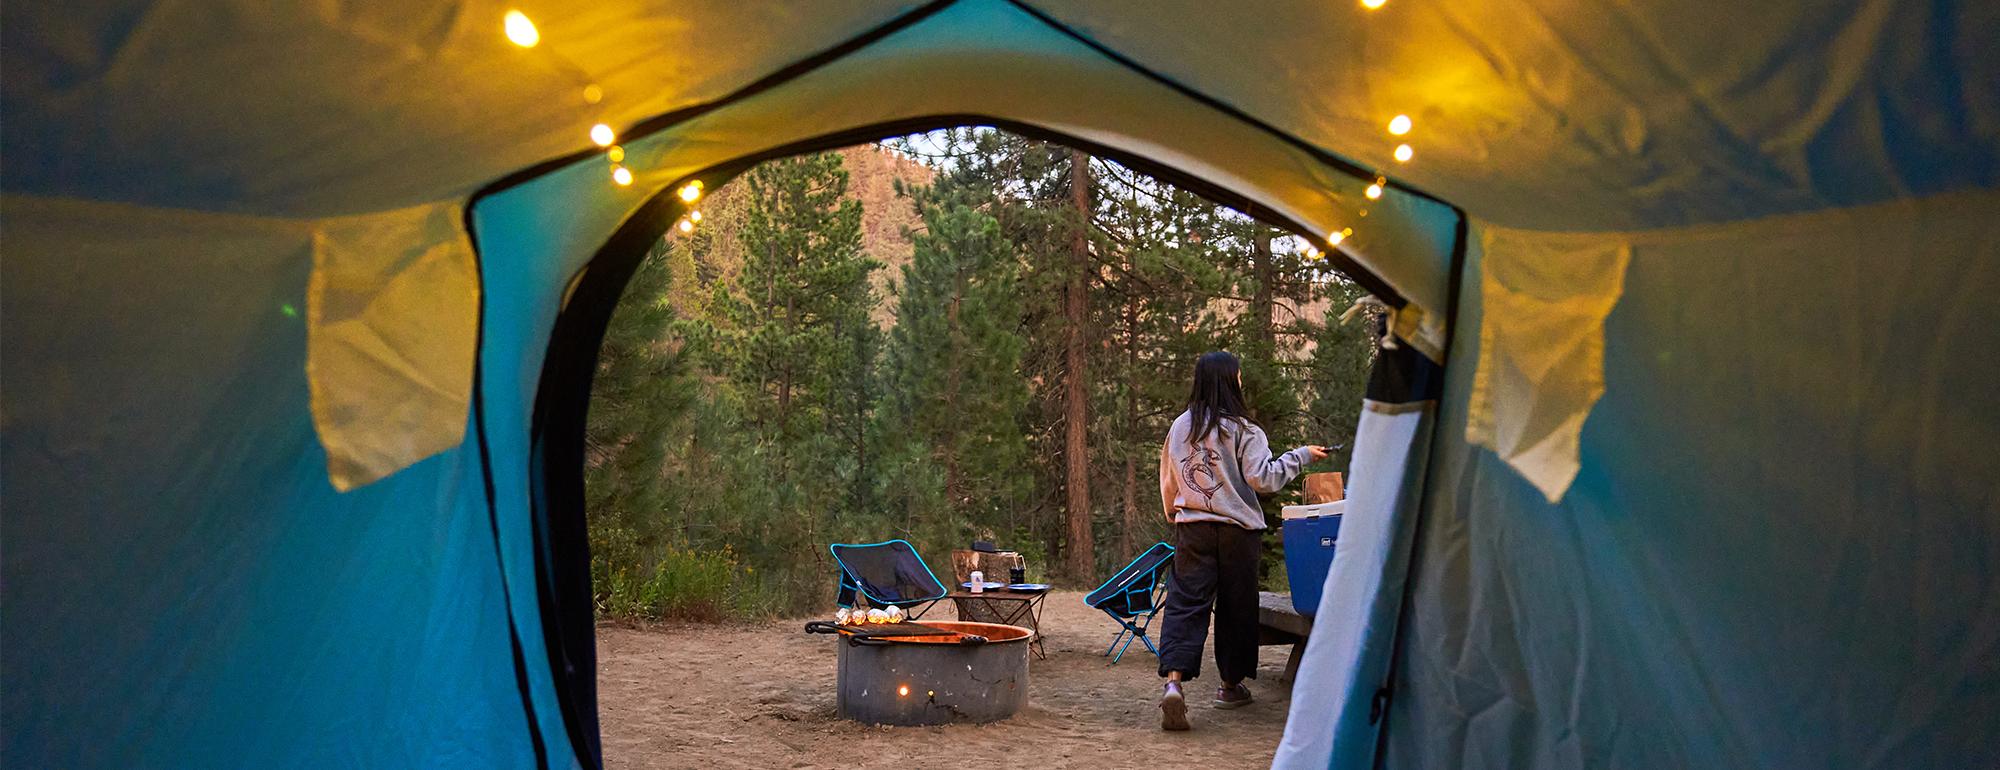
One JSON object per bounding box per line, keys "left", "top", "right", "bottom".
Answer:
{"left": 585, "top": 237, "right": 691, "bottom": 585}
{"left": 878, "top": 180, "right": 1033, "bottom": 546}
{"left": 722, "top": 151, "right": 881, "bottom": 540}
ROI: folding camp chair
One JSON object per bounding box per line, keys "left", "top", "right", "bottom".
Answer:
{"left": 829, "top": 539, "right": 948, "bottom": 619}
{"left": 1084, "top": 542, "right": 1177, "bottom": 664}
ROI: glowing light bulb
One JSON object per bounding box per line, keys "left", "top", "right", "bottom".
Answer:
{"left": 611, "top": 166, "right": 633, "bottom": 186}
{"left": 1388, "top": 115, "right": 1412, "bottom": 135}
{"left": 582, "top": 84, "right": 603, "bottom": 104}
{"left": 1393, "top": 144, "right": 1413, "bottom": 162}
{"left": 590, "top": 124, "right": 615, "bottom": 148}
{"left": 689, "top": 210, "right": 703, "bottom": 223}
{"left": 677, "top": 218, "right": 694, "bottom": 234}
{"left": 1365, "top": 183, "right": 1383, "bottom": 200}
{"left": 1329, "top": 230, "right": 1346, "bottom": 246}
{"left": 607, "top": 145, "right": 625, "bottom": 163}
{"left": 678, "top": 180, "right": 704, "bottom": 203}
{"left": 898, "top": 685, "right": 910, "bottom": 697}
{"left": 503, "top": 11, "right": 539, "bottom": 47}
{"left": 1361, "top": 0, "right": 1387, "bottom": 8}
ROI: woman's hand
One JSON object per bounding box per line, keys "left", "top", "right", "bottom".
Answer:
{"left": 1307, "top": 445, "right": 1331, "bottom": 461}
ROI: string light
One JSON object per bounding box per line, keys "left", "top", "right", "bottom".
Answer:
{"left": 1361, "top": 0, "right": 1388, "bottom": 9}
{"left": 590, "top": 123, "right": 616, "bottom": 148}
{"left": 677, "top": 218, "right": 694, "bottom": 234}
{"left": 678, "top": 180, "right": 705, "bottom": 203}
{"left": 1365, "top": 182, "right": 1384, "bottom": 200}
{"left": 612, "top": 166, "right": 633, "bottom": 186}
{"left": 1393, "top": 144, "right": 1414, "bottom": 162}
{"left": 607, "top": 145, "right": 625, "bottom": 163}
{"left": 1329, "top": 230, "right": 1346, "bottom": 246}
{"left": 582, "top": 84, "right": 604, "bottom": 105}
{"left": 689, "top": 210, "right": 703, "bottom": 223}
{"left": 1388, "top": 115, "right": 1412, "bottom": 135}
{"left": 503, "top": 10, "right": 539, "bottom": 47}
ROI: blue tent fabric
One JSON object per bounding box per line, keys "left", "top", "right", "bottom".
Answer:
{"left": 4, "top": 1, "right": 1997, "bottom": 768}
{"left": 1379, "top": 195, "right": 2000, "bottom": 768}
{"left": 0, "top": 207, "right": 539, "bottom": 766}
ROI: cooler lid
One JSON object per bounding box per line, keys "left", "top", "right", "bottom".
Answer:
{"left": 1281, "top": 500, "right": 1346, "bottom": 520}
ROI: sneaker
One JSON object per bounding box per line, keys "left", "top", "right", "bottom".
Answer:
{"left": 1160, "top": 682, "right": 1191, "bottom": 731}
{"left": 1214, "top": 682, "right": 1254, "bottom": 709}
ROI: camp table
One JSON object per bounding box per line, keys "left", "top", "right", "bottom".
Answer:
{"left": 948, "top": 588, "right": 1049, "bottom": 659}
{"left": 1257, "top": 591, "right": 1313, "bottom": 685}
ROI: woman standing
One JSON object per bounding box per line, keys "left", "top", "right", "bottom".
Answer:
{"left": 1155, "top": 351, "right": 1328, "bottom": 731}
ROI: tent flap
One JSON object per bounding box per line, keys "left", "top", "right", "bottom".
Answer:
{"left": 1465, "top": 226, "right": 1630, "bottom": 503}
{"left": 308, "top": 201, "right": 478, "bottom": 490}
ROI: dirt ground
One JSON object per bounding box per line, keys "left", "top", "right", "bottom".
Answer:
{"left": 598, "top": 590, "right": 1295, "bottom": 769}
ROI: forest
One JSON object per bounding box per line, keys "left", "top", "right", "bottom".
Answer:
{"left": 585, "top": 128, "right": 1381, "bottom": 620}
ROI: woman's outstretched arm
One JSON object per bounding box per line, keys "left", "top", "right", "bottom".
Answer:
{"left": 1236, "top": 424, "right": 1316, "bottom": 494}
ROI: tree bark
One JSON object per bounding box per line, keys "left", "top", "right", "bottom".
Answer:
{"left": 1121, "top": 226, "right": 1141, "bottom": 560}
{"left": 1252, "top": 226, "right": 1275, "bottom": 355}
{"left": 1064, "top": 148, "right": 1095, "bottom": 581}
{"left": 944, "top": 278, "right": 964, "bottom": 506}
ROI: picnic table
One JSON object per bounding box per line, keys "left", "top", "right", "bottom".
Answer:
{"left": 1257, "top": 591, "right": 1312, "bottom": 684}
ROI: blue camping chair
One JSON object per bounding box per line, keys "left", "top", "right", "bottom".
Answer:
{"left": 829, "top": 539, "right": 948, "bottom": 619}
{"left": 1084, "top": 542, "right": 1177, "bottom": 663}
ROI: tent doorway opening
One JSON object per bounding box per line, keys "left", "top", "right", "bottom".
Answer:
{"left": 543, "top": 125, "right": 1388, "bottom": 766}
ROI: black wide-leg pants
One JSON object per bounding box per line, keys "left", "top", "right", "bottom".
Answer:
{"left": 1157, "top": 520, "right": 1262, "bottom": 683}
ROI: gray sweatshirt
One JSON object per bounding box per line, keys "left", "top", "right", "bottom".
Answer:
{"left": 1159, "top": 409, "right": 1315, "bottom": 530}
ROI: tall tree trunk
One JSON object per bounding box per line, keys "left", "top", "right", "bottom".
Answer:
{"left": 1252, "top": 226, "right": 1275, "bottom": 355}
{"left": 944, "top": 284, "right": 964, "bottom": 506}
{"left": 852, "top": 331, "right": 869, "bottom": 518}
{"left": 778, "top": 253, "right": 796, "bottom": 430}
{"left": 1120, "top": 233, "right": 1141, "bottom": 559}
{"left": 1064, "top": 148, "right": 1094, "bottom": 580}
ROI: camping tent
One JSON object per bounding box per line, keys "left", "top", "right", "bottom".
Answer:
{"left": 3, "top": 0, "right": 1994, "bottom": 767}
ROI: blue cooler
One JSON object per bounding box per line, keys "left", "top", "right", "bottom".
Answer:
{"left": 1280, "top": 501, "right": 1344, "bottom": 616}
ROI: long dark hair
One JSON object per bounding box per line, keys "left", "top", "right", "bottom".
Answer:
{"left": 1187, "top": 350, "right": 1249, "bottom": 446}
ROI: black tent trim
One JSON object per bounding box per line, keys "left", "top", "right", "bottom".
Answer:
{"left": 466, "top": 260, "right": 553, "bottom": 770}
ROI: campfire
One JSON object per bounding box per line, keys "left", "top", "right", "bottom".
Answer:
{"left": 806, "top": 610, "right": 1034, "bottom": 726}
